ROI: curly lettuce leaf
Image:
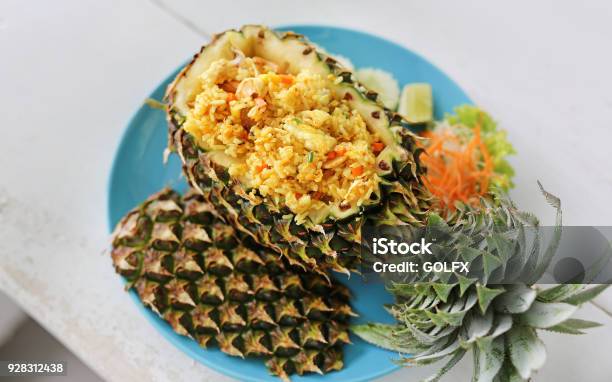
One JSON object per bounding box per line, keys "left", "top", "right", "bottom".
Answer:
{"left": 445, "top": 105, "right": 516, "bottom": 191}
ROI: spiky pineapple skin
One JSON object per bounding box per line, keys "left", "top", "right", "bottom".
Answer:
{"left": 111, "top": 189, "right": 354, "bottom": 380}
{"left": 165, "top": 25, "right": 431, "bottom": 275}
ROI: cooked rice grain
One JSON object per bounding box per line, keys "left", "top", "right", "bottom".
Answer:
{"left": 184, "top": 57, "right": 381, "bottom": 220}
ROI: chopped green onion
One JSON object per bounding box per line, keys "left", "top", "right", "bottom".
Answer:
{"left": 307, "top": 152, "right": 314, "bottom": 163}
{"left": 293, "top": 118, "right": 303, "bottom": 124}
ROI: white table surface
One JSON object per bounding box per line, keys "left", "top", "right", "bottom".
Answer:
{"left": 1, "top": 0, "right": 611, "bottom": 381}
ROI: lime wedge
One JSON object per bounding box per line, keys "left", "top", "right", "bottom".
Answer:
{"left": 398, "top": 83, "right": 433, "bottom": 124}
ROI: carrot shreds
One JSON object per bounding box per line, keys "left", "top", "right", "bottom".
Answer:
{"left": 351, "top": 166, "right": 364, "bottom": 176}
{"left": 279, "top": 74, "right": 294, "bottom": 85}
{"left": 220, "top": 80, "right": 240, "bottom": 93}
{"left": 372, "top": 142, "right": 385, "bottom": 154}
{"left": 420, "top": 125, "right": 494, "bottom": 213}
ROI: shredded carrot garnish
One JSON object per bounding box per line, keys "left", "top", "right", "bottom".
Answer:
{"left": 255, "top": 164, "right": 269, "bottom": 173}
{"left": 351, "top": 166, "right": 364, "bottom": 176}
{"left": 420, "top": 124, "right": 494, "bottom": 213}
{"left": 372, "top": 142, "right": 385, "bottom": 154}
{"left": 226, "top": 93, "right": 236, "bottom": 102}
{"left": 335, "top": 147, "right": 346, "bottom": 156}
{"left": 220, "top": 80, "right": 240, "bottom": 93}
{"left": 327, "top": 151, "right": 338, "bottom": 160}
{"left": 279, "top": 74, "right": 294, "bottom": 85}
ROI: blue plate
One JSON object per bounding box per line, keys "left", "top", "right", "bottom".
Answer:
{"left": 108, "top": 25, "right": 471, "bottom": 382}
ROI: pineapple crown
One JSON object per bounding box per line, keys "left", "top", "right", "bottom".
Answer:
{"left": 353, "top": 184, "right": 610, "bottom": 381}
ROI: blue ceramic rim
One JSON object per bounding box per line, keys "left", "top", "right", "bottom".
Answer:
{"left": 106, "top": 24, "right": 472, "bottom": 382}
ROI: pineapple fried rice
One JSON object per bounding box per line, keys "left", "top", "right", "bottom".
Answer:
{"left": 183, "top": 56, "right": 383, "bottom": 221}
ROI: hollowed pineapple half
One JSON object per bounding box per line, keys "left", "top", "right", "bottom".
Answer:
{"left": 111, "top": 188, "right": 354, "bottom": 380}
{"left": 166, "top": 25, "right": 429, "bottom": 275}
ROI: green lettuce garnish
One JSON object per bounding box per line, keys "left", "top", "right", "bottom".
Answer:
{"left": 445, "top": 105, "right": 516, "bottom": 191}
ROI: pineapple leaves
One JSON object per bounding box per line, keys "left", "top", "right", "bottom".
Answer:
{"left": 494, "top": 284, "right": 536, "bottom": 314}
{"left": 533, "top": 181, "right": 562, "bottom": 279}
{"left": 561, "top": 284, "right": 610, "bottom": 306}
{"left": 462, "top": 309, "right": 494, "bottom": 344}
{"left": 507, "top": 325, "right": 546, "bottom": 380}
{"left": 486, "top": 233, "right": 514, "bottom": 265}
{"left": 536, "top": 284, "right": 584, "bottom": 303}
{"left": 412, "top": 338, "right": 461, "bottom": 363}
{"left": 518, "top": 301, "right": 577, "bottom": 329}
{"left": 482, "top": 314, "right": 512, "bottom": 341}
{"left": 398, "top": 321, "right": 450, "bottom": 346}
{"left": 544, "top": 318, "right": 602, "bottom": 335}
{"left": 354, "top": 185, "right": 608, "bottom": 382}
{"left": 473, "top": 337, "right": 505, "bottom": 382}
{"left": 387, "top": 283, "right": 428, "bottom": 298}
{"left": 481, "top": 253, "right": 503, "bottom": 283}
{"left": 459, "top": 246, "right": 484, "bottom": 263}
{"left": 432, "top": 283, "right": 455, "bottom": 303}
{"left": 421, "top": 349, "right": 467, "bottom": 382}
{"left": 494, "top": 358, "right": 524, "bottom": 382}
{"left": 457, "top": 274, "right": 477, "bottom": 297}
{"left": 425, "top": 309, "right": 465, "bottom": 327}
{"left": 476, "top": 285, "right": 504, "bottom": 314}
{"left": 537, "top": 180, "right": 561, "bottom": 210}
{"left": 351, "top": 323, "right": 421, "bottom": 353}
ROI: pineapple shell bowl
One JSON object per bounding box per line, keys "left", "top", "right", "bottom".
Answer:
{"left": 108, "top": 25, "right": 471, "bottom": 381}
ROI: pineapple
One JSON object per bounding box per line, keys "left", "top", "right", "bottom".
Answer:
{"left": 111, "top": 188, "right": 355, "bottom": 380}
{"left": 164, "top": 25, "right": 430, "bottom": 275}
{"left": 353, "top": 185, "right": 609, "bottom": 381}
